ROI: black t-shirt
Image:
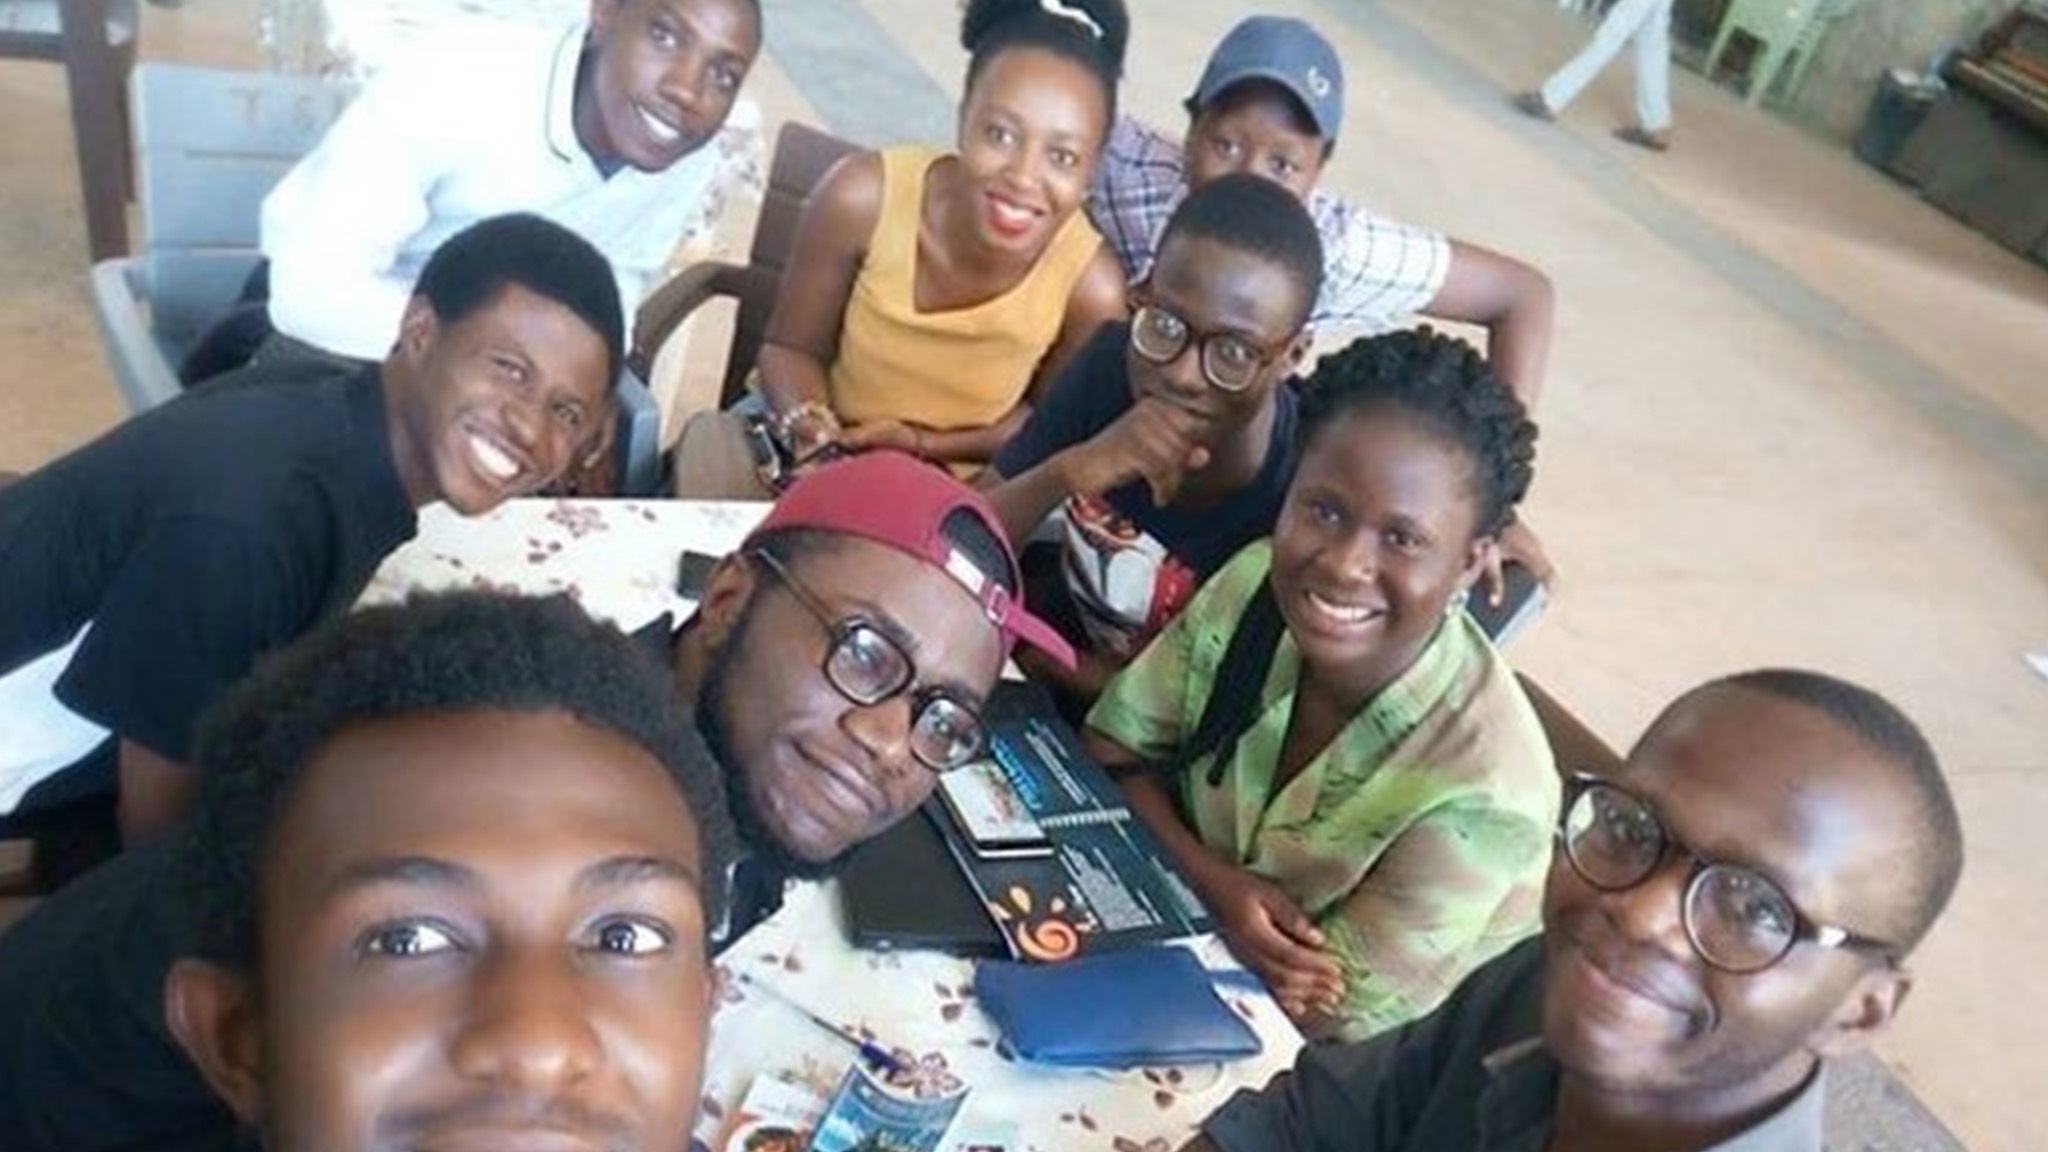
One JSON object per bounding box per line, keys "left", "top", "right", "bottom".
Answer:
{"left": 0, "top": 363, "right": 417, "bottom": 803}
{"left": 992, "top": 323, "right": 1298, "bottom": 655}
{"left": 0, "top": 838, "right": 232, "bottom": 1152}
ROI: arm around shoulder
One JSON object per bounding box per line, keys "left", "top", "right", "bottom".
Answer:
{"left": 1422, "top": 241, "right": 1554, "bottom": 410}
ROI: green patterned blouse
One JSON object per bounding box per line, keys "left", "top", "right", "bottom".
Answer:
{"left": 1088, "top": 541, "right": 1560, "bottom": 1041}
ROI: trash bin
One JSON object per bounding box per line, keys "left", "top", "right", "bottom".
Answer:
{"left": 1858, "top": 69, "right": 1942, "bottom": 177}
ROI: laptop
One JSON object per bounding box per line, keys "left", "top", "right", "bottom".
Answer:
{"left": 840, "top": 802, "right": 1007, "bottom": 957}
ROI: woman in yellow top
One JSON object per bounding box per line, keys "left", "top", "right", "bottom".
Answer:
{"left": 756, "top": 0, "right": 1130, "bottom": 471}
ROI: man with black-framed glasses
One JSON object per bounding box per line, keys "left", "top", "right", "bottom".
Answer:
{"left": 1183, "top": 668, "right": 1965, "bottom": 1152}
{"left": 674, "top": 450, "right": 1074, "bottom": 944}
{"left": 987, "top": 173, "right": 1320, "bottom": 717}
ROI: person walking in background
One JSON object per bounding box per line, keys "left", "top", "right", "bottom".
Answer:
{"left": 1515, "top": 0, "right": 1676, "bottom": 152}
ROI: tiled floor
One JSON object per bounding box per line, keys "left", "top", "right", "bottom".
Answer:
{"left": 2, "top": 2, "right": 2043, "bottom": 1150}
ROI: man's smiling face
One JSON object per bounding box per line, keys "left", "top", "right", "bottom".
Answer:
{"left": 1541, "top": 686, "right": 1921, "bottom": 1102}
{"left": 579, "top": 0, "right": 760, "bottom": 173}
{"left": 695, "top": 538, "right": 1004, "bottom": 867}
{"left": 224, "top": 709, "right": 713, "bottom": 1152}
{"left": 390, "top": 284, "right": 613, "bottom": 515}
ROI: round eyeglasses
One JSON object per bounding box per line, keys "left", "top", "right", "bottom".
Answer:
{"left": 1129, "top": 303, "right": 1287, "bottom": 393}
{"left": 750, "top": 550, "right": 985, "bottom": 772}
{"left": 1557, "top": 774, "right": 1898, "bottom": 974}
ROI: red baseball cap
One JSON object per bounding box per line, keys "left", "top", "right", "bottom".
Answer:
{"left": 744, "top": 452, "right": 1076, "bottom": 669}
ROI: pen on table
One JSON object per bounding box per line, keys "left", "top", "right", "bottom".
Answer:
{"left": 733, "top": 970, "right": 908, "bottom": 1077}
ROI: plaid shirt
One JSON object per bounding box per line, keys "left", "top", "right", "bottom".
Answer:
{"left": 1085, "top": 118, "right": 1452, "bottom": 335}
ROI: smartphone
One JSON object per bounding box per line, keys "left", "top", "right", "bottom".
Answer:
{"left": 1467, "top": 559, "right": 1549, "bottom": 646}
{"left": 676, "top": 550, "right": 721, "bottom": 600}
{"left": 936, "top": 759, "right": 1056, "bottom": 860}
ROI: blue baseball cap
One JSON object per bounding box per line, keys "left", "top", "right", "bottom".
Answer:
{"left": 1187, "top": 16, "right": 1345, "bottom": 140}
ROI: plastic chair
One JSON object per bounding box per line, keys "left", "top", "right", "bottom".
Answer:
{"left": 1706, "top": 0, "right": 1830, "bottom": 106}
{"left": 630, "top": 121, "right": 860, "bottom": 409}
{"left": 89, "top": 63, "right": 354, "bottom": 412}
{"left": 90, "top": 63, "right": 666, "bottom": 494}
{"left": 1781, "top": 0, "right": 1860, "bottom": 107}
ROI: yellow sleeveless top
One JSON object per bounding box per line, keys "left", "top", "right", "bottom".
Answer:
{"left": 828, "top": 146, "right": 1104, "bottom": 431}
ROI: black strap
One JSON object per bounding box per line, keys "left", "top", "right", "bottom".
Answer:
{"left": 1164, "top": 576, "right": 1287, "bottom": 788}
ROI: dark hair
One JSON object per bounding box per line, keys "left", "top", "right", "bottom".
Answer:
{"left": 1706, "top": 669, "right": 1962, "bottom": 954}
{"left": 1152, "top": 329, "right": 1536, "bottom": 788}
{"left": 414, "top": 212, "right": 626, "bottom": 384}
{"left": 181, "top": 591, "right": 739, "bottom": 967}
{"left": 1156, "top": 172, "right": 1325, "bottom": 331}
{"left": 1186, "top": 77, "right": 1336, "bottom": 160}
{"left": 1300, "top": 327, "right": 1535, "bottom": 538}
{"left": 960, "top": 0, "right": 1130, "bottom": 127}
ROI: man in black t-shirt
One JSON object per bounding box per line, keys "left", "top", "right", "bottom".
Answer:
{"left": 989, "top": 175, "right": 1322, "bottom": 708}
{"left": 0, "top": 213, "right": 623, "bottom": 856}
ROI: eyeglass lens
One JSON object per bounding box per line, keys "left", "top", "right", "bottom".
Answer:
{"left": 1130, "top": 306, "right": 1262, "bottom": 391}
{"left": 822, "top": 623, "right": 981, "bottom": 771}
{"left": 1564, "top": 782, "right": 1802, "bottom": 972}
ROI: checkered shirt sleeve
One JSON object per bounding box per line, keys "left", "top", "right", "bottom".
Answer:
{"left": 1306, "top": 192, "right": 1453, "bottom": 334}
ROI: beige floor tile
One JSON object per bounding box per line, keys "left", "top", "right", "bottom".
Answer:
{"left": 1, "top": 1, "right": 2042, "bottom": 1148}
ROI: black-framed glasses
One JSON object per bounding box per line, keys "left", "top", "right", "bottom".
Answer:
{"left": 1557, "top": 774, "right": 1899, "bottom": 974}
{"left": 1128, "top": 302, "right": 1290, "bottom": 393}
{"left": 750, "top": 550, "right": 985, "bottom": 772}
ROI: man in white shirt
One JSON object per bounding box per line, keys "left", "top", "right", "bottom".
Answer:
{"left": 261, "top": 0, "right": 763, "bottom": 362}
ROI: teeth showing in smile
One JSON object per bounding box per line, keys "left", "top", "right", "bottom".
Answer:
{"left": 637, "top": 106, "right": 681, "bottom": 145}
{"left": 1306, "top": 589, "right": 1378, "bottom": 625}
{"left": 469, "top": 433, "right": 520, "bottom": 484}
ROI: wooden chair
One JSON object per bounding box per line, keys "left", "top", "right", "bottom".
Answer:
{"left": 629, "top": 121, "right": 860, "bottom": 409}
{"left": 0, "top": 0, "right": 153, "bottom": 261}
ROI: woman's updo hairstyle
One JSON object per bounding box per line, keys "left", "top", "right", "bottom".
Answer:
{"left": 960, "top": 0, "right": 1131, "bottom": 126}
{"left": 1297, "top": 327, "right": 1537, "bottom": 538}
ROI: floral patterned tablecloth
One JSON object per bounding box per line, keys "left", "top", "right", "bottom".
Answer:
{"left": 363, "top": 498, "right": 769, "bottom": 629}
{"left": 697, "top": 883, "right": 1304, "bottom": 1152}
{"left": 365, "top": 498, "right": 1306, "bottom": 1152}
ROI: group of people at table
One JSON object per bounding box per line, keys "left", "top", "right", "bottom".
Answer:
{"left": 0, "top": 1, "right": 1965, "bottom": 1151}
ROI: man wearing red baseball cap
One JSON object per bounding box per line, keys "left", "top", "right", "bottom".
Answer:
{"left": 674, "top": 450, "right": 1073, "bottom": 941}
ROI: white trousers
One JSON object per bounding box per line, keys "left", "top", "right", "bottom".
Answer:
{"left": 1539, "top": 0, "right": 1675, "bottom": 131}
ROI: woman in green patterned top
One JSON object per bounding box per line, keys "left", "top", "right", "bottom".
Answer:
{"left": 1083, "top": 329, "right": 1558, "bottom": 1043}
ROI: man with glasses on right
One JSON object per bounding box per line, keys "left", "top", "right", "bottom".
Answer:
{"left": 1182, "top": 668, "right": 1965, "bottom": 1152}
{"left": 986, "top": 174, "right": 1320, "bottom": 716}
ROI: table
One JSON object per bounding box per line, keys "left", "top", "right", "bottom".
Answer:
{"left": 366, "top": 498, "right": 1306, "bottom": 1152}
{"left": 700, "top": 884, "right": 1302, "bottom": 1152}
{"left": 363, "top": 497, "right": 768, "bottom": 630}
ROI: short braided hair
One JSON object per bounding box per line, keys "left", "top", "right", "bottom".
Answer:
{"left": 1299, "top": 327, "right": 1537, "bottom": 536}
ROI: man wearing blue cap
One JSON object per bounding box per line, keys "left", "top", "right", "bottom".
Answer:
{"left": 1085, "top": 16, "right": 1556, "bottom": 412}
